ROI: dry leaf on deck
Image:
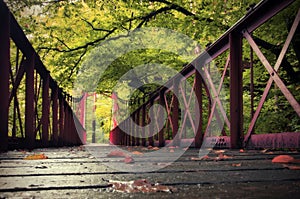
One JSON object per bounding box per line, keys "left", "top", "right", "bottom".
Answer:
{"left": 108, "top": 179, "right": 176, "bottom": 193}
{"left": 24, "top": 153, "right": 48, "bottom": 160}
{"left": 215, "top": 153, "right": 232, "bottom": 161}
{"left": 232, "top": 163, "right": 242, "bottom": 167}
{"left": 190, "top": 155, "right": 210, "bottom": 161}
{"left": 124, "top": 156, "right": 134, "bottom": 164}
{"left": 214, "top": 150, "right": 225, "bottom": 154}
{"left": 107, "top": 150, "right": 127, "bottom": 157}
{"left": 283, "top": 164, "right": 300, "bottom": 170}
{"left": 131, "top": 151, "right": 143, "bottom": 155}
{"left": 150, "top": 147, "right": 160, "bottom": 150}
{"left": 272, "top": 155, "right": 295, "bottom": 163}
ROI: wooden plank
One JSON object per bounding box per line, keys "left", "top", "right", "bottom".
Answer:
{"left": 0, "top": 145, "right": 300, "bottom": 198}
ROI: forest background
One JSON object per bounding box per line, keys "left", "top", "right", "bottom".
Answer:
{"left": 5, "top": 0, "right": 300, "bottom": 143}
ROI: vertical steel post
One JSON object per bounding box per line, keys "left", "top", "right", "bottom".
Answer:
{"left": 194, "top": 70, "right": 203, "bottom": 148}
{"left": 25, "top": 55, "right": 35, "bottom": 149}
{"left": 136, "top": 109, "right": 140, "bottom": 146}
{"left": 141, "top": 100, "right": 146, "bottom": 146}
{"left": 92, "top": 92, "right": 96, "bottom": 143}
{"left": 148, "top": 100, "right": 154, "bottom": 146}
{"left": 52, "top": 87, "right": 58, "bottom": 146}
{"left": 59, "top": 96, "right": 64, "bottom": 146}
{"left": 250, "top": 46, "right": 255, "bottom": 134}
{"left": 158, "top": 91, "right": 165, "bottom": 147}
{"left": 131, "top": 113, "right": 136, "bottom": 146}
{"left": 229, "top": 32, "right": 243, "bottom": 148}
{"left": 0, "top": 7, "right": 9, "bottom": 151}
{"left": 126, "top": 120, "right": 130, "bottom": 146}
{"left": 41, "top": 74, "right": 50, "bottom": 147}
{"left": 64, "top": 104, "right": 70, "bottom": 146}
{"left": 172, "top": 80, "right": 180, "bottom": 146}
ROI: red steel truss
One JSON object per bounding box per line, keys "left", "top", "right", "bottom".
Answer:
{"left": 0, "top": 1, "right": 86, "bottom": 151}
{"left": 110, "top": 0, "right": 300, "bottom": 149}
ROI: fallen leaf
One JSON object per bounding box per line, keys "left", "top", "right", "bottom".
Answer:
{"left": 24, "top": 154, "right": 48, "bottom": 160}
{"left": 283, "top": 164, "right": 300, "bottom": 170}
{"left": 132, "top": 151, "right": 143, "bottom": 155}
{"left": 260, "top": 149, "right": 268, "bottom": 153}
{"left": 124, "top": 156, "right": 134, "bottom": 164}
{"left": 216, "top": 153, "right": 232, "bottom": 161}
{"left": 107, "top": 150, "right": 127, "bottom": 157}
{"left": 232, "top": 163, "right": 242, "bottom": 167}
{"left": 261, "top": 149, "right": 273, "bottom": 154}
{"left": 272, "top": 155, "right": 295, "bottom": 163}
{"left": 169, "top": 149, "right": 175, "bottom": 153}
{"left": 239, "top": 149, "right": 245, "bottom": 153}
{"left": 108, "top": 179, "right": 176, "bottom": 193}
{"left": 153, "top": 162, "right": 170, "bottom": 166}
{"left": 150, "top": 147, "right": 160, "bottom": 151}
{"left": 214, "top": 150, "right": 225, "bottom": 154}
{"left": 190, "top": 155, "right": 210, "bottom": 161}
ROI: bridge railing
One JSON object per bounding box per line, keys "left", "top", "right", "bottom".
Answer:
{"left": 110, "top": 0, "right": 300, "bottom": 149}
{"left": 0, "top": 0, "right": 86, "bottom": 151}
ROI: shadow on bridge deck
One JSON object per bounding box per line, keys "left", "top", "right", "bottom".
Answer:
{"left": 0, "top": 144, "right": 300, "bottom": 198}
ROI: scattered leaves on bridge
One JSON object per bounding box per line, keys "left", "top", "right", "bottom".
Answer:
{"left": 283, "top": 164, "right": 300, "bottom": 170}
{"left": 124, "top": 156, "right": 135, "bottom": 164}
{"left": 232, "top": 163, "right": 242, "bottom": 167}
{"left": 131, "top": 151, "right": 143, "bottom": 155}
{"left": 272, "top": 155, "right": 300, "bottom": 170}
{"left": 23, "top": 153, "right": 48, "bottom": 160}
{"left": 107, "top": 150, "right": 135, "bottom": 164}
{"left": 106, "top": 179, "right": 177, "bottom": 193}
{"left": 190, "top": 153, "right": 232, "bottom": 161}
{"left": 272, "top": 155, "right": 296, "bottom": 163}
{"left": 107, "top": 150, "right": 128, "bottom": 157}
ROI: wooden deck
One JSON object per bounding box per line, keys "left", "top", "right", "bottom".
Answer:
{"left": 1, "top": 144, "right": 300, "bottom": 198}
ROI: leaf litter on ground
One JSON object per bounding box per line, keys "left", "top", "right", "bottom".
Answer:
{"left": 190, "top": 153, "right": 232, "bottom": 161}
{"left": 272, "top": 155, "right": 300, "bottom": 170}
{"left": 24, "top": 153, "right": 48, "bottom": 160}
{"left": 106, "top": 150, "right": 135, "bottom": 164}
{"left": 104, "top": 178, "right": 177, "bottom": 193}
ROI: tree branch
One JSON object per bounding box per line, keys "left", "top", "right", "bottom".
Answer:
{"left": 67, "top": 48, "right": 87, "bottom": 80}
{"left": 38, "top": 27, "right": 118, "bottom": 52}
{"left": 81, "top": 18, "right": 112, "bottom": 32}
{"left": 149, "top": 0, "right": 212, "bottom": 22}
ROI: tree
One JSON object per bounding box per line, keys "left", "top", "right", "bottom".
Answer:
{"left": 5, "top": 0, "right": 299, "bottom": 140}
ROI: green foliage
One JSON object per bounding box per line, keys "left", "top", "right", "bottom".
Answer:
{"left": 5, "top": 0, "right": 300, "bottom": 140}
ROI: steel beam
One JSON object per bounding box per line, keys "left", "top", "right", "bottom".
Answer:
{"left": 52, "top": 87, "right": 58, "bottom": 146}
{"left": 136, "top": 109, "right": 140, "bottom": 146}
{"left": 172, "top": 80, "right": 180, "bottom": 146}
{"left": 141, "top": 102, "right": 146, "bottom": 146}
{"left": 59, "top": 96, "right": 64, "bottom": 145}
{"left": 0, "top": 6, "right": 9, "bottom": 151}
{"left": 158, "top": 91, "right": 165, "bottom": 147}
{"left": 25, "top": 55, "right": 35, "bottom": 149}
{"left": 229, "top": 32, "right": 243, "bottom": 149}
{"left": 41, "top": 74, "right": 50, "bottom": 147}
{"left": 148, "top": 100, "right": 154, "bottom": 146}
{"left": 194, "top": 69, "right": 203, "bottom": 148}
